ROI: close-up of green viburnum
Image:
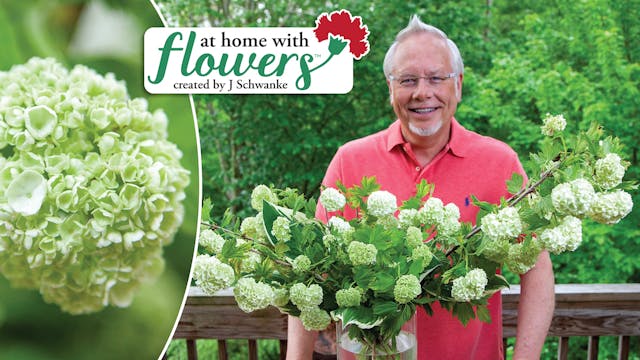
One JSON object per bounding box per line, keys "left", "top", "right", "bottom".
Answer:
{"left": 0, "top": 57, "right": 190, "bottom": 314}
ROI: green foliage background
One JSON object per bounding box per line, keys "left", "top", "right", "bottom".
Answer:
{"left": 0, "top": 1, "right": 199, "bottom": 359}
{"left": 159, "top": 0, "right": 639, "bottom": 359}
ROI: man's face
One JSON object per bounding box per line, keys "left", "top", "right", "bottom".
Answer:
{"left": 387, "top": 32, "right": 463, "bottom": 143}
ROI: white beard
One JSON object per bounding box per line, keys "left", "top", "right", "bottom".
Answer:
{"left": 408, "top": 119, "right": 442, "bottom": 137}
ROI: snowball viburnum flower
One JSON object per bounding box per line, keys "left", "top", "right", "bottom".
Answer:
{"left": 198, "top": 228, "right": 225, "bottom": 254}
{"left": 0, "top": 58, "right": 190, "bottom": 314}
{"left": 551, "top": 179, "right": 596, "bottom": 217}
{"left": 335, "top": 287, "right": 362, "bottom": 307}
{"left": 233, "top": 277, "right": 275, "bottom": 313}
{"left": 290, "top": 283, "right": 323, "bottom": 310}
{"left": 192, "top": 254, "right": 235, "bottom": 295}
{"left": 594, "top": 153, "right": 626, "bottom": 190}
{"left": 327, "top": 216, "right": 353, "bottom": 236}
{"left": 272, "top": 216, "right": 291, "bottom": 242}
{"left": 587, "top": 190, "right": 633, "bottom": 224}
{"left": 539, "top": 216, "right": 583, "bottom": 254}
{"left": 319, "top": 187, "right": 346, "bottom": 212}
{"left": 366, "top": 190, "right": 397, "bottom": 217}
{"left": 347, "top": 241, "right": 377, "bottom": 265}
{"left": 480, "top": 207, "right": 523, "bottom": 241}
{"left": 300, "top": 306, "right": 331, "bottom": 331}
{"left": 541, "top": 113, "right": 567, "bottom": 136}
{"left": 451, "top": 269, "right": 488, "bottom": 302}
{"left": 291, "top": 255, "right": 311, "bottom": 274}
{"left": 393, "top": 274, "right": 421, "bottom": 304}
{"left": 250, "top": 184, "right": 278, "bottom": 211}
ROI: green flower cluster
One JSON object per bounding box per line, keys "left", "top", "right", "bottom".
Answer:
{"left": 299, "top": 305, "right": 331, "bottom": 331}
{"left": 393, "top": 274, "right": 421, "bottom": 304}
{"left": 240, "top": 214, "right": 267, "bottom": 240}
{"left": 192, "top": 254, "right": 235, "bottom": 294}
{"left": 250, "top": 184, "right": 278, "bottom": 211}
{"left": 451, "top": 269, "right": 488, "bottom": 302}
{"left": 290, "top": 282, "right": 323, "bottom": 310}
{"left": 0, "top": 58, "right": 189, "bottom": 314}
{"left": 233, "top": 277, "right": 274, "bottom": 312}
{"left": 347, "top": 241, "right": 377, "bottom": 265}
{"left": 291, "top": 255, "right": 311, "bottom": 274}
{"left": 335, "top": 287, "right": 362, "bottom": 307}
{"left": 198, "top": 228, "right": 225, "bottom": 253}
{"left": 272, "top": 216, "right": 291, "bottom": 242}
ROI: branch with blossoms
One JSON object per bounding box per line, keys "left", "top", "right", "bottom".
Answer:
{"left": 194, "top": 113, "right": 635, "bottom": 350}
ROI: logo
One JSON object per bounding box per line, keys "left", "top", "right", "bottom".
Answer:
{"left": 144, "top": 10, "right": 370, "bottom": 94}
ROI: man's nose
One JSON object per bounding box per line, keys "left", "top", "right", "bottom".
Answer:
{"left": 412, "top": 78, "right": 435, "bottom": 100}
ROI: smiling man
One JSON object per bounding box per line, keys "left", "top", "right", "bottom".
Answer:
{"left": 286, "top": 15, "right": 555, "bottom": 360}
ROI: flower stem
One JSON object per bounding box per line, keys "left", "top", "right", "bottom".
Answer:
{"left": 445, "top": 158, "right": 563, "bottom": 257}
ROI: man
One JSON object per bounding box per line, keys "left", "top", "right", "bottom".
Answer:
{"left": 287, "top": 15, "right": 555, "bottom": 359}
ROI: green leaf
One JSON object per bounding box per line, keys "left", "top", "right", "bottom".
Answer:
{"left": 201, "top": 198, "right": 214, "bottom": 223}
{"left": 506, "top": 173, "right": 525, "bottom": 196}
{"left": 262, "top": 200, "right": 285, "bottom": 245}
{"left": 369, "top": 271, "right": 395, "bottom": 292}
{"left": 340, "top": 306, "right": 383, "bottom": 328}
{"left": 372, "top": 301, "right": 398, "bottom": 316}
{"left": 470, "top": 195, "right": 495, "bottom": 212}
{"left": 354, "top": 269, "right": 375, "bottom": 289}
{"left": 452, "top": 302, "right": 476, "bottom": 326}
{"left": 476, "top": 304, "right": 492, "bottom": 323}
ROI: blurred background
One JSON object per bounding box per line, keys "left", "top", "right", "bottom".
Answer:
{"left": 157, "top": 0, "right": 639, "bottom": 359}
{"left": 0, "top": 0, "right": 199, "bottom": 359}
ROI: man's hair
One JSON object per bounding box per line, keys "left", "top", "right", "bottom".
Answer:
{"left": 383, "top": 15, "right": 464, "bottom": 78}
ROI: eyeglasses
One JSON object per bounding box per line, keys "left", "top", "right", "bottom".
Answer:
{"left": 388, "top": 73, "right": 457, "bottom": 89}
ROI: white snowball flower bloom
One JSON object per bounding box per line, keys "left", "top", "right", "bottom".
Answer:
{"left": 419, "top": 197, "right": 445, "bottom": 226}
{"left": 451, "top": 268, "right": 488, "bottom": 302}
{"left": 0, "top": 58, "right": 190, "bottom": 314}
{"left": 198, "top": 229, "right": 225, "bottom": 254}
{"left": 233, "top": 277, "right": 275, "bottom": 313}
{"left": 539, "top": 216, "right": 583, "bottom": 254}
{"left": 480, "top": 207, "right": 523, "bottom": 241}
{"left": 319, "top": 187, "right": 346, "bottom": 212}
{"left": 327, "top": 216, "right": 352, "bottom": 235}
{"left": 594, "top": 153, "right": 626, "bottom": 190}
{"left": 551, "top": 178, "right": 596, "bottom": 217}
{"left": 366, "top": 190, "right": 397, "bottom": 217}
{"left": 588, "top": 190, "right": 633, "bottom": 224}
{"left": 192, "top": 254, "right": 235, "bottom": 295}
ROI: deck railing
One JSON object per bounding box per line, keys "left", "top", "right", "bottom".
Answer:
{"left": 170, "top": 283, "right": 640, "bottom": 360}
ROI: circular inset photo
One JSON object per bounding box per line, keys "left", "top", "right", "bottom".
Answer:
{"left": 0, "top": 1, "right": 199, "bottom": 359}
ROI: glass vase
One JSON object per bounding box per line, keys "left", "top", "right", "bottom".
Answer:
{"left": 336, "top": 315, "right": 417, "bottom": 360}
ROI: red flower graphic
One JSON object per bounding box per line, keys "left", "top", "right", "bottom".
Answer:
{"left": 314, "top": 10, "right": 370, "bottom": 60}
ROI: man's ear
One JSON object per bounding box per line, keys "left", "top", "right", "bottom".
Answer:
{"left": 387, "top": 78, "right": 393, "bottom": 104}
{"left": 456, "top": 73, "right": 464, "bottom": 101}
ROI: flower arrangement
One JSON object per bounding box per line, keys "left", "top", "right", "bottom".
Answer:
{"left": 0, "top": 57, "right": 190, "bottom": 314}
{"left": 196, "top": 115, "right": 634, "bottom": 357}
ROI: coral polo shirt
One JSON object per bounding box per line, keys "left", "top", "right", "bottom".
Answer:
{"left": 317, "top": 118, "right": 525, "bottom": 359}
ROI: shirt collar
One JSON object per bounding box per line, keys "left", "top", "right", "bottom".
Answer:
{"left": 385, "top": 118, "right": 470, "bottom": 157}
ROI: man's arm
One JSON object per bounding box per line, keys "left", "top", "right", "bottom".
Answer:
{"left": 286, "top": 316, "right": 317, "bottom": 360}
{"left": 513, "top": 250, "right": 555, "bottom": 359}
